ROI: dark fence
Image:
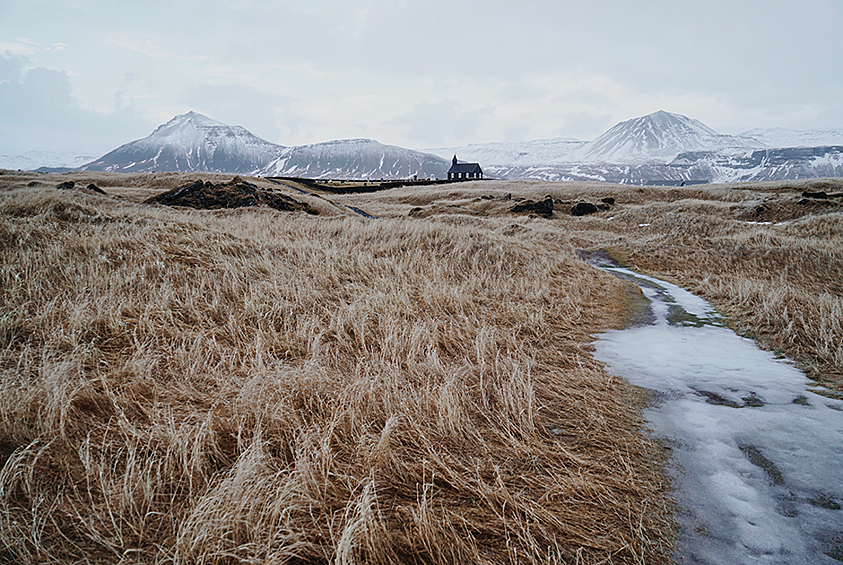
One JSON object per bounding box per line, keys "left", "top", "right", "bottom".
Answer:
{"left": 266, "top": 176, "right": 488, "bottom": 194}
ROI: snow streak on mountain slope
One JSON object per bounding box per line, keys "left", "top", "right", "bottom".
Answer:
{"left": 259, "top": 138, "right": 449, "bottom": 179}
{"left": 483, "top": 146, "right": 843, "bottom": 184}
{"left": 738, "top": 127, "right": 843, "bottom": 149}
{"left": 670, "top": 146, "right": 843, "bottom": 183}
{"left": 423, "top": 138, "right": 587, "bottom": 167}
{"left": 566, "top": 110, "right": 759, "bottom": 164}
{"left": 80, "top": 111, "right": 285, "bottom": 174}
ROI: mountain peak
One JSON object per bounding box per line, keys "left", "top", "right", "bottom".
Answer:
{"left": 632, "top": 110, "right": 718, "bottom": 135}
{"left": 153, "top": 111, "right": 226, "bottom": 134}
{"left": 567, "top": 110, "right": 747, "bottom": 164}
{"left": 81, "top": 112, "right": 283, "bottom": 174}
{"left": 79, "top": 113, "right": 448, "bottom": 178}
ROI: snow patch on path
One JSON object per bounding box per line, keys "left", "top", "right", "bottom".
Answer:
{"left": 592, "top": 266, "right": 843, "bottom": 564}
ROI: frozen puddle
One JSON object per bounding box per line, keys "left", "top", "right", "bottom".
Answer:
{"left": 589, "top": 261, "right": 843, "bottom": 564}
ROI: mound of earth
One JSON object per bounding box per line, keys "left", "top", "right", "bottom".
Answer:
{"left": 510, "top": 195, "right": 554, "bottom": 217}
{"left": 146, "top": 177, "right": 319, "bottom": 214}
{"left": 737, "top": 197, "right": 841, "bottom": 223}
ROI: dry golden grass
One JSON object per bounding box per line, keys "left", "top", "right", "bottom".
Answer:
{"left": 352, "top": 177, "right": 843, "bottom": 392}
{"left": 546, "top": 183, "right": 843, "bottom": 393}
{"left": 0, "top": 172, "right": 672, "bottom": 564}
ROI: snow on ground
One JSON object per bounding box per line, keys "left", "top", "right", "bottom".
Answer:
{"left": 591, "top": 267, "right": 843, "bottom": 565}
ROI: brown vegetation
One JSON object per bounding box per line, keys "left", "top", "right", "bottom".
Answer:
{"left": 0, "top": 171, "right": 673, "bottom": 564}
{"left": 336, "top": 177, "right": 842, "bottom": 392}
{"left": 3, "top": 168, "right": 839, "bottom": 564}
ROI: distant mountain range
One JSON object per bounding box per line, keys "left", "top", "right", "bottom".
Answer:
{"left": 78, "top": 112, "right": 450, "bottom": 180}
{"left": 6, "top": 110, "right": 843, "bottom": 183}
{"left": 80, "top": 112, "right": 281, "bottom": 174}
{"left": 0, "top": 150, "right": 98, "bottom": 172}
{"left": 261, "top": 138, "right": 447, "bottom": 180}
{"left": 425, "top": 111, "right": 843, "bottom": 183}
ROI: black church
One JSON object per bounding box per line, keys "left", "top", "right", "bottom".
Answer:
{"left": 447, "top": 155, "right": 483, "bottom": 180}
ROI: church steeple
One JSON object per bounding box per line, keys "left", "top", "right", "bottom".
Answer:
{"left": 452, "top": 155, "right": 458, "bottom": 167}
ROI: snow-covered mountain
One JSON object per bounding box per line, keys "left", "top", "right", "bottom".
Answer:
{"left": 737, "top": 127, "right": 843, "bottom": 149}
{"left": 0, "top": 150, "right": 98, "bottom": 172}
{"left": 24, "top": 109, "right": 841, "bottom": 184}
{"left": 424, "top": 138, "right": 586, "bottom": 167}
{"left": 80, "top": 112, "right": 285, "bottom": 174}
{"left": 448, "top": 111, "right": 843, "bottom": 183}
{"left": 76, "top": 112, "right": 447, "bottom": 179}
{"left": 480, "top": 148, "right": 843, "bottom": 184}
{"left": 259, "top": 139, "right": 449, "bottom": 179}
{"left": 565, "top": 110, "right": 758, "bottom": 164}
{"left": 669, "top": 146, "right": 843, "bottom": 183}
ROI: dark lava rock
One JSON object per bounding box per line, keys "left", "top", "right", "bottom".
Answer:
{"left": 56, "top": 181, "right": 75, "bottom": 190}
{"left": 601, "top": 197, "right": 615, "bottom": 205}
{"left": 571, "top": 202, "right": 599, "bottom": 216}
{"left": 510, "top": 195, "right": 554, "bottom": 217}
{"left": 146, "top": 177, "right": 319, "bottom": 214}
{"left": 85, "top": 183, "right": 107, "bottom": 195}
{"left": 802, "top": 191, "right": 828, "bottom": 199}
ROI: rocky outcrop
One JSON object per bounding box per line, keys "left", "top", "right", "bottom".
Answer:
{"left": 146, "top": 177, "right": 319, "bottom": 214}
{"left": 571, "top": 202, "right": 599, "bottom": 216}
{"left": 510, "top": 195, "right": 554, "bottom": 217}
{"left": 55, "top": 180, "right": 107, "bottom": 195}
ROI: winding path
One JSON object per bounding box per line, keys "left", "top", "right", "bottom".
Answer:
{"left": 588, "top": 259, "right": 843, "bottom": 564}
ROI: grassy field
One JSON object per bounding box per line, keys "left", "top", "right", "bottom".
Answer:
{"left": 335, "top": 178, "right": 843, "bottom": 393}
{"left": 1, "top": 170, "right": 840, "bottom": 563}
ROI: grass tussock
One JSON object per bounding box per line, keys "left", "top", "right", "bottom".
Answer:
{"left": 590, "top": 199, "right": 842, "bottom": 391}
{"left": 0, "top": 176, "right": 672, "bottom": 564}
{"left": 334, "top": 177, "right": 843, "bottom": 391}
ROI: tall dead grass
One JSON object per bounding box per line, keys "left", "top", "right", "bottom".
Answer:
{"left": 549, "top": 187, "right": 843, "bottom": 393}
{"left": 0, "top": 180, "right": 672, "bottom": 563}
{"left": 337, "top": 177, "right": 843, "bottom": 391}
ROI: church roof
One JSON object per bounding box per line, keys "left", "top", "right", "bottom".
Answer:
{"left": 448, "top": 162, "right": 483, "bottom": 174}
{"left": 448, "top": 155, "right": 482, "bottom": 174}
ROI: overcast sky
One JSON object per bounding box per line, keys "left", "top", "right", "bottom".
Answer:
{"left": 2, "top": 0, "right": 842, "bottom": 158}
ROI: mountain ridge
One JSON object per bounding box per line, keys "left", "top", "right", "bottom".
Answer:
{"left": 564, "top": 110, "right": 759, "bottom": 164}
{"left": 10, "top": 110, "right": 843, "bottom": 183}
{"left": 77, "top": 112, "right": 450, "bottom": 179}
{"left": 79, "top": 111, "right": 285, "bottom": 174}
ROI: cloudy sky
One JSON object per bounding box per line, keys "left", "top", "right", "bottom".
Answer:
{"left": 2, "top": 0, "right": 842, "bottom": 159}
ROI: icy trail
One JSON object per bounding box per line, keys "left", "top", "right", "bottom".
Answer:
{"left": 589, "top": 262, "right": 843, "bottom": 564}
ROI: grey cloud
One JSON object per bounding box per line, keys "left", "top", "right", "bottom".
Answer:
{"left": 114, "top": 72, "right": 141, "bottom": 112}
{"left": 502, "top": 123, "right": 531, "bottom": 142}
{"left": 557, "top": 112, "right": 614, "bottom": 140}
{"left": 496, "top": 82, "right": 547, "bottom": 104}
{"left": 554, "top": 87, "right": 612, "bottom": 108}
{"left": 4, "top": 0, "right": 842, "bottom": 153}
{"left": 388, "top": 101, "right": 495, "bottom": 146}
{"left": 179, "top": 83, "right": 299, "bottom": 143}
{"left": 0, "top": 54, "right": 155, "bottom": 155}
